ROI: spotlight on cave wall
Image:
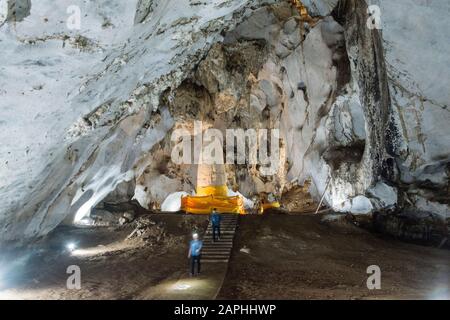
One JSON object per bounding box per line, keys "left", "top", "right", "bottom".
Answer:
{"left": 66, "top": 242, "right": 77, "bottom": 252}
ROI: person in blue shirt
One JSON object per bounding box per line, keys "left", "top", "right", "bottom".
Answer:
{"left": 211, "top": 208, "right": 222, "bottom": 242}
{"left": 188, "top": 233, "right": 203, "bottom": 276}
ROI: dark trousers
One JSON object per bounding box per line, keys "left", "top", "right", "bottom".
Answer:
{"left": 212, "top": 225, "right": 221, "bottom": 241}
{"left": 190, "top": 255, "right": 201, "bottom": 275}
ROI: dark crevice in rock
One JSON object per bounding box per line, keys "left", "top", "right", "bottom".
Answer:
{"left": 338, "top": 0, "right": 393, "bottom": 181}
{"left": 323, "top": 141, "right": 365, "bottom": 171}
{"left": 6, "top": 0, "right": 31, "bottom": 23}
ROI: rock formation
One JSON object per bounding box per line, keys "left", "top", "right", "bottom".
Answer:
{"left": 0, "top": 0, "right": 448, "bottom": 242}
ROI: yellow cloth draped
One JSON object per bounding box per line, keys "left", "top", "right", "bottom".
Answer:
{"left": 195, "top": 185, "right": 229, "bottom": 197}
{"left": 181, "top": 190, "right": 245, "bottom": 215}
{"left": 261, "top": 201, "right": 281, "bottom": 211}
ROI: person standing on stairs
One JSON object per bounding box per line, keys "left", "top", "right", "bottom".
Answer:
{"left": 211, "top": 208, "right": 222, "bottom": 242}
{"left": 188, "top": 233, "right": 203, "bottom": 276}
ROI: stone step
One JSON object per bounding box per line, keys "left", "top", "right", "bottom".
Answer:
{"left": 207, "top": 226, "right": 236, "bottom": 228}
{"left": 202, "top": 248, "right": 231, "bottom": 254}
{"left": 202, "top": 251, "right": 231, "bottom": 255}
{"left": 202, "top": 255, "right": 231, "bottom": 260}
{"left": 204, "top": 235, "right": 235, "bottom": 239}
{"left": 206, "top": 231, "right": 236, "bottom": 234}
{"left": 203, "top": 242, "right": 233, "bottom": 245}
{"left": 202, "top": 257, "right": 230, "bottom": 261}
{"left": 202, "top": 252, "right": 230, "bottom": 255}
{"left": 218, "top": 223, "right": 237, "bottom": 225}
{"left": 203, "top": 246, "right": 232, "bottom": 249}
{"left": 202, "top": 247, "right": 232, "bottom": 251}
{"left": 208, "top": 221, "right": 236, "bottom": 223}
{"left": 203, "top": 244, "right": 233, "bottom": 248}
{"left": 205, "top": 232, "right": 235, "bottom": 235}
{"left": 203, "top": 238, "right": 235, "bottom": 242}
{"left": 208, "top": 222, "right": 237, "bottom": 224}
{"left": 206, "top": 226, "right": 236, "bottom": 229}
{"left": 208, "top": 221, "right": 237, "bottom": 223}
{"left": 202, "top": 254, "right": 231, "bottom": 258}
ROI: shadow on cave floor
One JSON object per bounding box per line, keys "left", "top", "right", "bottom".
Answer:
{"left": 0, "top": 213, "right": 448, "bottom": 300}
{"left": 0, "top": 213, "right": 209, "bottom": 299}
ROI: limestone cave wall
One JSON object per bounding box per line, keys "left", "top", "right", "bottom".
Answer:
{"left": 0, "top": 0, "right": 448, "bottom": 242}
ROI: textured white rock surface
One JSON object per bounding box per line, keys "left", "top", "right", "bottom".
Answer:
{"left": 368, "top": 182, "right": 397, "bottom": 209}
{"left": 414, "top": 196, "right": 449, "bottom": 220}
{"left": 0, "top": 0, "right": 140, "bottom": 239}
{"left": 380, "top": 0, "right": 450, "bottom": 185}
{"left": 301, "top": 0, "right": 338, "bottom": 16}
{"left": 160, "top": 191, "right": 189, "bottom": 212}
{"left": 134, "top": 175, "right": 183, "bottom": 210}
{"left": 379, "top": 0, "right": 450, "bottom": 215}
{"left": 0, "top": 0, "right": 276, "bottom": 240}
{"left": 349, "top": 195, "right": 373, "bottom": 215}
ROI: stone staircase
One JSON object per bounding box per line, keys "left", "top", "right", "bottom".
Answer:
{"left": 202, "top": 214, "right": 239, "bottom": 263}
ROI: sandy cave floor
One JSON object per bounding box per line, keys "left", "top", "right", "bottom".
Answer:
{"left": 0, "top": 213, "right": 448, "bottom": 300}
